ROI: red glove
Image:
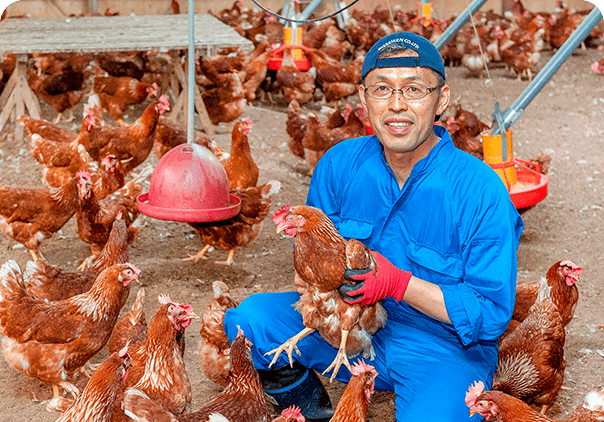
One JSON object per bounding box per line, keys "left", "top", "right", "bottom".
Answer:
{"left": 339, "top": 251, "right": 412, "bottom": 307}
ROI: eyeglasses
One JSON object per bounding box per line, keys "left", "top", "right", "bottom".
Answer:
{"left": 364, "top": 84, "right": 442, "bottom": 101}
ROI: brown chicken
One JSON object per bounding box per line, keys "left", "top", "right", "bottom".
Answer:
{"left": 199, "top": 56, "right": 247, "bottom": 128}
{"left": 25, "top": 215, "right": 129, "bottom": 302}
{"left": 502, "top": 260, "right": 583, "bottom": 340}
{"left": 301, "top": 106, "right": 366, "bottom": 175}
{"left": 110, "top": 294, "right": 197, "bottom": 420}
{"left": 198, "top": 280, "right": 240, "bottom": 387}
{"left": 186, "top": 180, "right": 281, "bottom": 265}
{"left": 277, "top": 48, "right": 316, "bottom": 105}
{"left": 46, "top": 343, "right": 132, "bottom": 420}
{"left": 493, "top": 277, "right": 566, "bottom": 414}
{"left": 331, "top": 360, "right": 379, "bottom": 422}
{"left": 285, "top": 100, "right": 308, "bottom": 159}
{"left": 0, "top": 176, "right": 80, "bottom": 260}
{"left": 27, "top": 65, "right": 93, "bottom": 124}
{"left": 467, "top": 380, "right": 604, "bottom": 421}
{"left": 123, "top": 327, "right": 269, "bottom": 422}
{"left": 86, "top": 95, "right": 170, "bottom": 174}
{"left": 0, "top": 261, "right": 138, "bottom": 398}
{"left": 305, "top": 49, "right": 363, "bottom": 105}
{"left": 95, "top": 51, "right": 146, "bottom": 80}
{"left": 19, "top": 114, "right": 77, "bottom": 144}
{"left": 75, "top": 167, "right": 150, "bottom": 268}
{"left": 443, "top": 104, "right": 490, "bottom": 161}
{"left": 269, "top": 204, "right": 388, "bottom": 382}
{"left": 242, "top": 45, "right": 274, "bottom": 103}
{"left": 93, "top": 68, "right": 158, "bottom": 125}
{"left": 32, "top": 52, "right": 94, "bottom": 77}
{"left": 220, "top": 117, "right": 259, "bottom": 190}
{"left": 152, "top": 116, "right": 212, "bottom": 159}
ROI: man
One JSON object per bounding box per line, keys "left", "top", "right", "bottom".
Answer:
{"left": 224, "top": 31, "right": 523, "bottom": 421}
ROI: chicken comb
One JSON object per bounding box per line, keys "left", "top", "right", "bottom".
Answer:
{"left": 349, "top": 360, "right": 375, "bottom": 376}
{"left": 127, "top": 264, "right": 141, "bottom": 276}
{"left": 560, "top": 260, "right": 583, "bottom": 274}
{"left": 465, "top": 380, "right": 485, "bottom": 407}
{"left": 281, "top": 406, "right": 305, "bottom": 422}
{"left": 115, "top": 211, "right": 123, "bottom": 220}
{"left": 158, "top": 294, "right": 173, "bottom": 305}
{"left": 76, "top": 170, "right": 91, "bottom": 180}
{"left": 242, "top": 117, "right": 251, "bottom": 126}
{"left": 273, "top": 203, "right": 291, "bottom": 225}
{"left": 236, "top": 325, "right": 244, "bottom": 338}
{"left": 119, "top": 340, "right": 131, "bottom": 358}
{"left": 158, "top": 94, "right": 170, "bottom": 108}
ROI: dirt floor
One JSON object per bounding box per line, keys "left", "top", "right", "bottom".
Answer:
{"left": 0, "top": 45, "right": 604, "bottom": 421}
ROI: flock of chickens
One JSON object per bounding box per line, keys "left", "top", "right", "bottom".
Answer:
{"left": 0, "top": 0, "right": 602, "bottom": 421}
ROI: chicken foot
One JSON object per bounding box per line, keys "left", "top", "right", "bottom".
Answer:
{"left": 215, "top": 249, "right": 235, "bottom": 266}
{"left": 265, "top": 326, "right": 316, "bottom": 368}
{"left": 78, "top": 254, "right": 96, "bottom": 271}
{"left": 322, "top": 329, "right": 352, "bottom": 383}
{"left": 183, "top": 244, "right": 211, "bottom": 262}
{"left": 52, "top": 381, "right": 80, "bottom": 399}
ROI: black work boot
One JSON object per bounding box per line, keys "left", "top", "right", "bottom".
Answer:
{"left": 258, "top": 361, "right": 334, "bottom": 422}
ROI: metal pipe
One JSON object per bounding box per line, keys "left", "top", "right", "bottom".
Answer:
{"left": 489, "top": 6, "right": 603, "bottom": 135}
{"left": 433, "top": 0, "right": 490, "bottom": 50}
{"left": 187, "top": 0, "right": 195, "bottom": 145}
{"left": 298, "top": 0, "right": 325, "bottom": 21}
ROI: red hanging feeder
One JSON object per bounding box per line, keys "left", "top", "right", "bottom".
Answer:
{"left": 137, "top": 144, "right": 241, "bottom": 222}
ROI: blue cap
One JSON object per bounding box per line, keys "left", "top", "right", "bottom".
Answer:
{"left": 361, "top": 31, "right": 445, "bottom": 82}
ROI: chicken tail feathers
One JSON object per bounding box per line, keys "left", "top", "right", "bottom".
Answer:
{"left": 123, "top": 388, "right": 178, "bottom": 422}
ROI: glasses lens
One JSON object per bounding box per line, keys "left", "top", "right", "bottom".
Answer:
{"left": 404, "top": 85, "right": 429, "bottom": 99}
{"left": 366, "top": 85, "right": 393, "bottom": 99}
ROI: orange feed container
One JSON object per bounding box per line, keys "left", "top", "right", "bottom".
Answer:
{"left": 481, "top": 129, "right": 517, "bottom": 191}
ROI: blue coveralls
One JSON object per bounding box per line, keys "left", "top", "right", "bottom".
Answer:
{"left": 224, "top": 125, "right": 524, "bottom": 421}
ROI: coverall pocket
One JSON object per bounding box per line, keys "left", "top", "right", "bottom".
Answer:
{"left": 404, "top": 236, "right": 463, "bottom": 284}
{"left": 338, "top": 218, "right": 373, "bottom": 242}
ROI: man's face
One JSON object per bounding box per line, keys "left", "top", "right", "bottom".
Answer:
{"left": 359, "top": 65, "right": 450, "bottom": 155}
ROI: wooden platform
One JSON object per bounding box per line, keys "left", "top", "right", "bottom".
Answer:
{"left": 0, "top": 13, "right": 253, "bottom": 56}
{"left": 0, "top": 14, "right": 253, "bottom": 140}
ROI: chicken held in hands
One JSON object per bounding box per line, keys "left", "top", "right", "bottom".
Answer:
{"left": 198, "top": 280, "right": 240, "bottom": 387}
{"left": 269, "top": 204, "right": 388, "bottom": 382}
{"left": 0, "top": 175, "right": 80, "bottom": 260}
{"left": 25, "top": 214, "right": 130, "bottom": 302}
{"left": 186, "top": 180, "right": 281, "bottom": 265}
{"left": 46, "top": 343, "right": 132, "bottom": 421}
{"left": 0, "top": 261, "right": 138, "bottom": 399}
{"left": 123, "top": 327, "right": 270, "bottom": 422}
{"left": 493, "top": 277, "right": 566, "bottom": 415}
{"left": 466, "top": 380, "right": 604, "bottom": 422}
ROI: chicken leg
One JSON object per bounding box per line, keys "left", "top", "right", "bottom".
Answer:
{"left": 322, "top": 329, "right": 352, "bottom": 382}
{"left": 265, "top": 326, "right": 315, "bottom": 368}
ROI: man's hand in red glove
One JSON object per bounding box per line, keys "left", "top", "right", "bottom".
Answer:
{"left": 338, "top": 251, "right": 412, "bottom": 307}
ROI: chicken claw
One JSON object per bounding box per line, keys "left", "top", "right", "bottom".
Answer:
{"left": 265, "top": 327, "right": 315, "bottom": 368}
{"left": 78, "top": 255, "right": 96, "bottom": 271}
{"left": 322, "top": 329, "right": 352, "bottom": 382}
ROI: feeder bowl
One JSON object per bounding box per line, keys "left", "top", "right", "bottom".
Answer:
{"left": 267, "top": 44, "right": 312, "bottom": 71}
{"left": 508, "top": 158, "right": 549, "bottom": 210}
{"left": 137, "top": 143, "right": 241, "bottom": 222}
